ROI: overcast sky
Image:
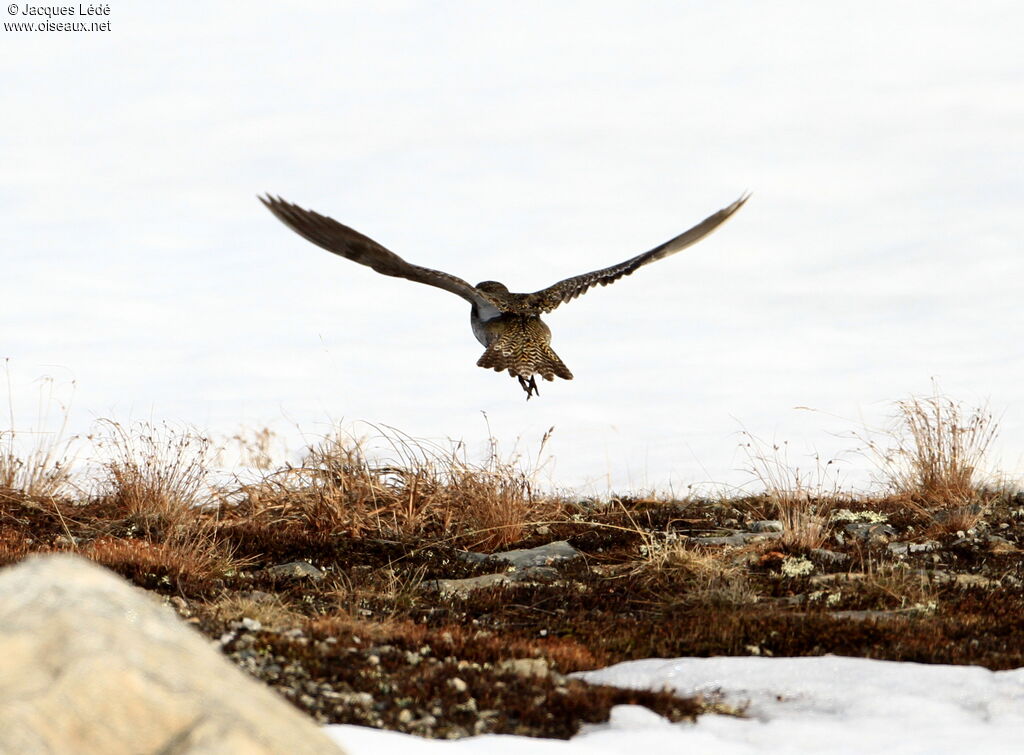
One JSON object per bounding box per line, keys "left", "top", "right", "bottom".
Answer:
{"left": 3, "top": 2, "right": 1021, "bottom": 493}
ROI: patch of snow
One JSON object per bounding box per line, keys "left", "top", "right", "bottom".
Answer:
{"left": 325, "top": 655, "right": 1024, "bottom": 754}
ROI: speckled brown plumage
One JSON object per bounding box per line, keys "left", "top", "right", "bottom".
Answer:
{"left": 475, "top": 315, "right": 573, "bottom": 399}
{"left": 261, "top": 193, "right": 748, "bottom": 398}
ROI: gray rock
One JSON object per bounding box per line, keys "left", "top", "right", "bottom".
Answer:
{"left": 887, "top": 540, "right": 941, "bottom": 556}
{"left": 471, "top": 540, "right": 581, "bottom": 570}
{"left": 750, "top": 520, "right": 784, "bottom": 533}
{"left": 263, "top": 560, "right": 326, "bottom": 581}
{"left": 0, "top": 554, "right": 342, "bottom": 755}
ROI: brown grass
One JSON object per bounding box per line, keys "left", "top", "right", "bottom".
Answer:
{"left": 83, "top": 420, "right": 246, "bottom": 584}
{"left": 925, "top": 504, "right": 987, "bottom": 538}
{"left": 740, "top": 432, "right": 836, "bottom": 550}
{"left": 230, "top": 424, "right": 564, "bottom": 550}
{"left": 219, "top": 427, "right": 282, "bottom": 471}
{"left": 329, "top": 561, "right": 432, "bottom": 619}
{"left": 866, "top": 563, "right": 937, "bottom": 610}
{"left": 441, "top": 427, "right": 562, "bottom": 549}
{"left": 305, "top": 614, "right": 606, "bottom": 673}
{"left": 204, "top": 593, "right": 306, "bottom": 629}
{"left": 85, "top": 534, "right": 237, "bottom": 592}
{"left": 867, "top": 388, "right": 999, "bottom": 509}
{"left": 1, "top": 373, "right": 76, "bottom": 499}
{"left": 634, "top": 538, "right": 757, "bottom": 607}
{"left": 236, "top": 435, "right": 396, "bottom": 537}
{"left": 93, "top": 420, "right": 217, "bottom": 537}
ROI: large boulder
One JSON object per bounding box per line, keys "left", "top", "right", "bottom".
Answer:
{"left": 0, "top": 554, "right": 343, "bottom": 754}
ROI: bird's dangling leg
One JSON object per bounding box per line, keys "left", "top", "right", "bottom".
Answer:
{"left": 517, "top": 375, "right": 539, "bottom": 400}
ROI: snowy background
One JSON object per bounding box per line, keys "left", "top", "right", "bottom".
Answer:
{"left": 3, "top": 1, "right": 1022, "bottom": 493}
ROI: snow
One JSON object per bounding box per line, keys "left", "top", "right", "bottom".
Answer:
{"left": 324, "top": 655, "right": 1024, "bottom": 754}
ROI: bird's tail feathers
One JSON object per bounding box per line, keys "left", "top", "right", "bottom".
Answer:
{"left": 476, "top": 341, "right": 573, "bottom": 382}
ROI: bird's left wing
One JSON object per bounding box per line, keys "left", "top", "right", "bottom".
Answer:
{"left": 520, "top": 193, "right": 749, "bottom": 314}
{"left": 260, "top": 195, "right": 500, "bottom": 312}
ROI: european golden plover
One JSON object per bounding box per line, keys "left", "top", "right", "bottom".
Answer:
{"left": 261, "top": 193, "right": 748, "bottom": 398}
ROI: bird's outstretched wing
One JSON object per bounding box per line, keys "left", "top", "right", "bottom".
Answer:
{"left": 521, "top": 193, "right": 749, "bottom": 314}
{"left": 260, "top": 195, "right": 501, "bottom": 313}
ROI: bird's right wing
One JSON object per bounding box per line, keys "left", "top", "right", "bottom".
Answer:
{"left": 260, "top": 195, "right": 500, "bottom": 313}
{"left": 522, "top": 193, "right": 749, "bottom": 313}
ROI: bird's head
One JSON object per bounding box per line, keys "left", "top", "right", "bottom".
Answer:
{"left": 475, "top": 281, "right": 510, "bottom": 295}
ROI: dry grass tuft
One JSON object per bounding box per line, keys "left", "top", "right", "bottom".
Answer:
{"left": 93, "top": 420, "right": 216, "bottom": 537}
{"left": 204, "top": 593, "right": 306, "bottom": 630}
{"left": 227, "top": 427, "right": 282, "bottom": 471}
{"left": 82, "top": 421, "right": 244, "bottom": 583}
{"left": 634, "top": 536, "right": 758, "bottom": 607}
{"left": 1, "top": 373, "right": 76, "bottom": 499}
{"left": 925, "top": 504, "right": 987, "bottom": 538}
{"left": 237, "top": 434, "right": 394, "bottom": 537}
{"left": 863, "top": 562, "right": 938, "bottom": 611}
{"left": 330, "top": 563, "right": 431, "bottom": 619}
{"left": 867, "top": 388, "right": 998, "bottom": 508}
{"left": 740, "top": 432, "right": 836, "bottom": 551}
{"left": 231, "top": 424, "right": 563, "bottom": 550}
{"left": 441, "top": 428, "right": 562, "bottom": 550}
{"left": 86, "top": 533, "right": 237, "bottom": 590}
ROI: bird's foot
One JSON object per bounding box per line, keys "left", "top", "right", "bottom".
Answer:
{"left": 517, "top": 375, "right": 539, "bottom": 400}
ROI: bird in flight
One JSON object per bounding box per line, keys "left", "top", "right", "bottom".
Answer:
{"left": 261, "top": 193, "right": 748, "bottom": 398}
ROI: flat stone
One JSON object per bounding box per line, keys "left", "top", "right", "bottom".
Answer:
{"left": 460, "top": 540, "right": 581, "bottom": 570}
{"left": 488, "top": 540, "right": 581, "bottom": 569}
{"left": 887, "top": 540, "right": 941, "bottom": 556}
{"left": 0, "top": 554, "right": 342, "bottom": 755}
{"left": 749, "top": 520, "right": 784, "bottom": 533}
{"left": 263, "top": 560, "right": 326, "bottom": 581}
